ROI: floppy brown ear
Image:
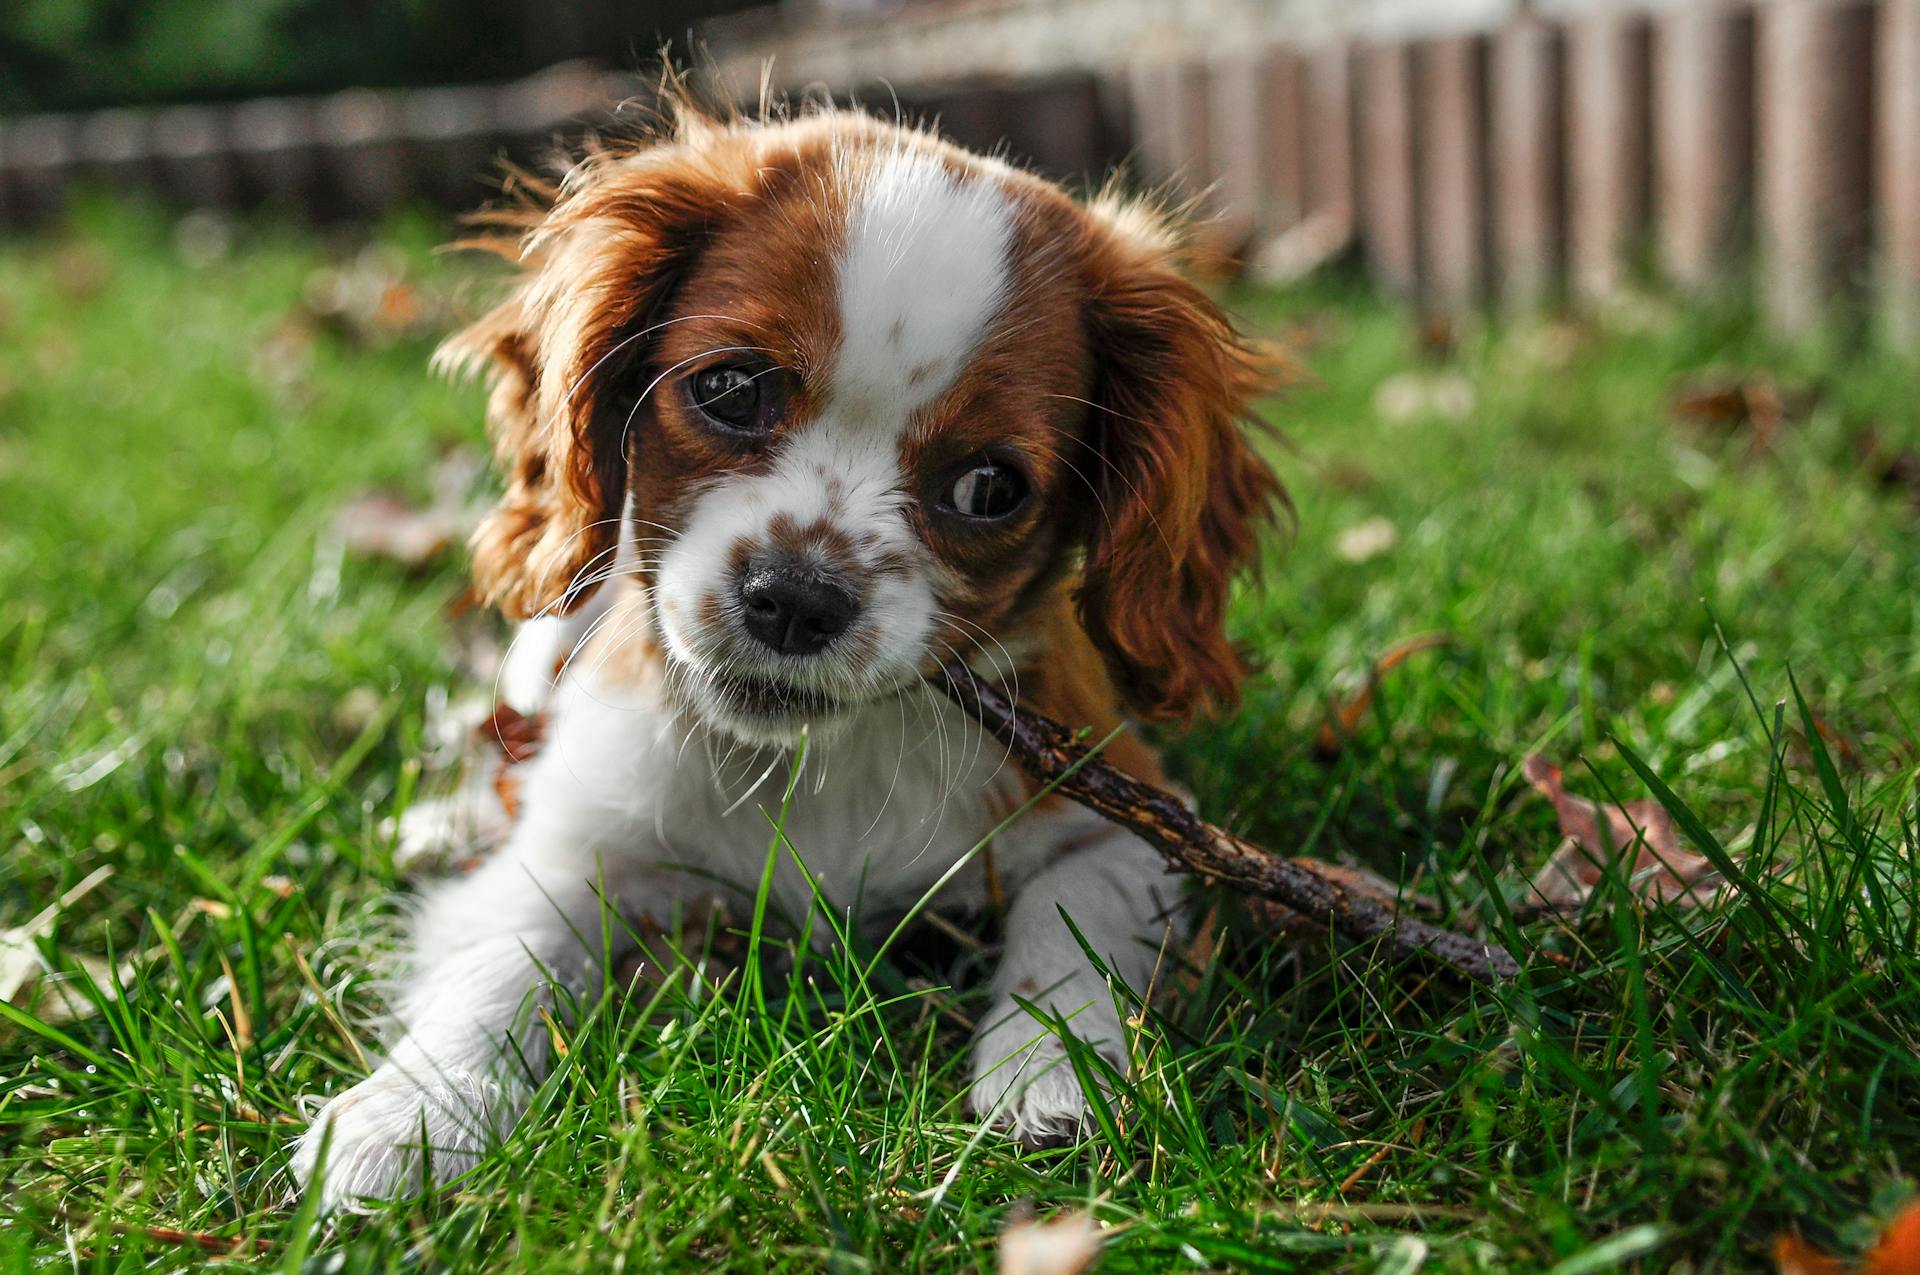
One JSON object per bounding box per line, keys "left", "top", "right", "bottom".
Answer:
{"left": 435, "top": 140, "right": 736, "bottom": 619}
{"left": 1073, "top": 205, "right": 1286, "bottom": 723}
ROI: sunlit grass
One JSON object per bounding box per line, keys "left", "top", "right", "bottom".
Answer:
{"left": 1, "top": 200, "right": 1915, "bottom": 1271}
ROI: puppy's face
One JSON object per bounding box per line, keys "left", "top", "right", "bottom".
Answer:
{"left": 445, "top": 111, "right": 1281, "bottom": 745}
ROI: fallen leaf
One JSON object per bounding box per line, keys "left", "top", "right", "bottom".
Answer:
{"left": 1000, "top": 1210, "right": 1101, "bottom": 1275}
{"left": 1671, "top": 375, "right": 1814, "bottom": 455}
{"left": 302, "top": 244, "right": 450, "bottom": 348}
{"left": 1775, "top": 1199, "right": 1920, "bottom": 1274}
{"left": 1334, "top": 516, "right": 1397, "bottom": 563}
{"left": 1417, "top": 313, "right": 1457, "bottom": 359}
{"left": 1793, "top": 711, "right": 1863, "bottom": 772}
{"left": 1866, "top": 1201, "right": 1920, "bottom": 1274}
{"left": 1314, "top": 633, "right": 1455, "bottom": 758}
{"left": 1775, "top": 1234, "right": 1850, "bottom": 1275}
{"left": 0, "top": 866, "right": 114, "bottom": 1006}
{"left": 1519, "top": 755, "right": 1725, "bottom": 916}
{"left": 332, "top": 447, "right": 487, "bottom": 571}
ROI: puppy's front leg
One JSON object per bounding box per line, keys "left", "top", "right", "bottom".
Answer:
{"left": 290, "top": 831, "right": 667, "bottom": 1209}
{"left": 968, "top": 831, "right": 1182, "bottom": 1146}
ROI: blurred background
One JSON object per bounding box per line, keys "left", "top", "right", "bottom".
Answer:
{"left": 0, "top": 0, "right": 1909, "bottom": 337}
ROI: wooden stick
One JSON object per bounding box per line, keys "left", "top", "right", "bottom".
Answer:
{"left": 932, "top": 662, "right": 1523, "bottom": 983}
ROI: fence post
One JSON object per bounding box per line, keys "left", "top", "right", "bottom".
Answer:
{"left": 1418, "top": 35, "right": 1489, "bottom": 308}
{"left": 1302, "top": 45, "right": 1356, "bottom": 241}
{"left": 1209, "top": 51, "right": 1266, "bottom": 250}
{"left": 1358, "top": 41, "right": 1420, "bottom": 298}
{"left": 1654, "top": 5, "right": 1756, "bottom": 294}
{"left": 1490, "top": 17, "right": 1563, "bottom": 312}
{"left": 1261, "top": 48, "right": 1305, "bottom": 230}
{"left": 1758, "top": 0, "right": 1875, "bottom": 335}
{"left": 1880, "top": 0, "right": 1920, "bottom": 346}
{"left": 1566, "top": 12, "right": 1653, "bottom": 304}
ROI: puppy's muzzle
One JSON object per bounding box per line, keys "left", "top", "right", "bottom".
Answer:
{"left": 737, "top": 554, "right": 860, "bottom": 656}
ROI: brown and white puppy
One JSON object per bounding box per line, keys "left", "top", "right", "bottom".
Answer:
{"left": 292, "top": 101, "right": 1281, "bottom": 1209}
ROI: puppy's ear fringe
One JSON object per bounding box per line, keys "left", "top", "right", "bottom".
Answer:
{"left": 432, "top": 72, "right": 755, "bottom": 622}
{"left": 1074, "top": 211, "right": 1294, "bottom": 726}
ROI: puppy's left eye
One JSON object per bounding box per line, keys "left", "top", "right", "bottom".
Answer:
{"left": 944, "top": 459, "right": 1029, "bottom": 521}
{"left": 688, "top": 363, "right": 783, "bottom": 436}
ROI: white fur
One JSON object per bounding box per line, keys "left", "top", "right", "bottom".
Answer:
{"left": 834, "top": 149, "right": 1014, "bottom": 421}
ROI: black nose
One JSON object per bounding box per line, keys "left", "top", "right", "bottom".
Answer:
{"left": 738, "top": 556, "right": 860, "bottom": 656}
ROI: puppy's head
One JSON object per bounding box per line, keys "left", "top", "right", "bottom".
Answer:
{"left": 442, "top": 105, "right": 1282, "bottom": 746}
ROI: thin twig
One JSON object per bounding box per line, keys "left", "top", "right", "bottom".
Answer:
{"left": 931, "top": 661, "right": 1523, "bottom": 984}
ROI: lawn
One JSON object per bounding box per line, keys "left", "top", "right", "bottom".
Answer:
{"left": 1, "top": 201, "right": 1916, "bottom": 1273}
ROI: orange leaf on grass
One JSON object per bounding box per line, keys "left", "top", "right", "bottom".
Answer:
{"left": 1314, "top": 633, "right": 1455, "bottom": 758}
{"left": 1775, "top": 1200, "right": 1920, "bottom": 1274}
{"left": 1519, "top": 755, "right": 1726, "bottom": 915}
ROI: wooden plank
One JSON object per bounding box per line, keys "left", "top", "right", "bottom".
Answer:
{"left": 1417, "top": 35, "right": 1488, "bottom": 307}
{"left": 1209, "top": 51, "right": 1265, "bottom": 248}
{"left": 1261, "top": 48, "right": 1305, "bottom": 227}
{"left": 1565, "top": 12, "right": 1652, "bottom": 304}
{"left": 1302, "top": 45, "right": 1355, "bottom": 235}
{"left": 1654, "top": 5, "right": 1755, "bottom": 292}
{"left": 1169, "top": 59, "right": 1215, "bottom": 203}
{"left": 1126, "top": 60, "right": 1180, "bottom": 188}
{"left": 1758, "top": 0, "right": 1875, "bottom": 334}
{"left": 1489, "top": 18, "right": 1563, "bottom": 311}
{"left": 1880, "top": 0, "right": 1920, "bottom": 345}
{"left": 1358, "top": 42, "right": 1420, "bottom": 297}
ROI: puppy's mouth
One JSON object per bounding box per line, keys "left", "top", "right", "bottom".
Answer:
{"left": 718, "top": 673, "right": 842, "bottom": 721}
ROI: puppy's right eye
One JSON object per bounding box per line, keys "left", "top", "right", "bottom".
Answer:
{"left": 688, "top": 363, "right": 782, "bottom": 437}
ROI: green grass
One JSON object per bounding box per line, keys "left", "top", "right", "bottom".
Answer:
{"left": 1, "top": 200, "right": 1916, "bottom": 1272}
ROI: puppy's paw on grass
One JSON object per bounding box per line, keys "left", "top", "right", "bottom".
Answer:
{"left": 968, "top": 1009, "right": 1126, "bottom": 1149}
{"left": 291, "top": 1066, "right": 508, "bottom": 1211}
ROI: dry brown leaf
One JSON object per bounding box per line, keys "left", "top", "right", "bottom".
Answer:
{"left": 1775, "top": 1199, "right": 1920, "bottom": 1275}
{"left": 1520, "top": 755, "right": 1724, "bottom": 915}
{"left": 332, "top": 448, "right": 487, "bottom": 570}
{"left": 1670, "top": 375, "right": 1814, "bottom": 455}
{"left": 1315, "top": 634, "right": 1455, "bottom": 759}
{"left": 1000, "top": 1211, "right": 1101, "bottom": 1275}
{"left": 1776, "top": 1234, "right": 1852, "bottom": 1275}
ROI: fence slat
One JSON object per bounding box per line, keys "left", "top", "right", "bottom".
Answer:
{"left": 1566, "top": 12, "right": 1653, "bottom": 304}
{"left": 1490, "top": 18, "right": 1562, "bottom": 311}
{"left": 1880, "top": 0, "right": 1920, "bottom": 345}
{"left": 1418, "top": 35, "right": 1488, "bottom": 307}
{"left": 1261, "top": 49, "right": 1305, "bottom": 229}
{"left": 1303, "top": 46, "right": 1356, "bottom": 237}
{"left": 1654, "top": 6, "right": 1755, "bottom": 293}
{"left": 1209, "top": 52, "right": 1265, "bottom": 249}
{"left": 1359, "top": 42, "right": 1420, "bottom": 297}
{"left": 1759, "top": 0, "right": 1876, "bottom": 334}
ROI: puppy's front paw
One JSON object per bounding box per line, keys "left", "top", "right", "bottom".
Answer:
{"left": 290, "top": 1066, "right": 509, "bottom": 1210}
{"left": 967, "top": 1002, "right": 1125, "bottom": 1148}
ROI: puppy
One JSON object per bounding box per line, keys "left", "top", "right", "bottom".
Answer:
{"left": 292, "top": 99, "right": 1281, "bottom": 1209}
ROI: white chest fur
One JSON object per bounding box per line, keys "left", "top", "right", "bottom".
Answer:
{"left": 505, "top": 662, "right": 1101, "bottom": 931}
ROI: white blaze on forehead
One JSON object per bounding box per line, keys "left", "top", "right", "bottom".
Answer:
{"left": 832, "top": 149, "right": 1014, "bottom": 422}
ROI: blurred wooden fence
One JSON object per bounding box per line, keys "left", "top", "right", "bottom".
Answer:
{"left": 3, "top": 1, "right": 1916, "bottom": 338}
{"left": 1119, "top": 0, "right": 1905, "bottom": 338}
{"left": 0, "top": 64, "right": 627, "bottom": 228}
